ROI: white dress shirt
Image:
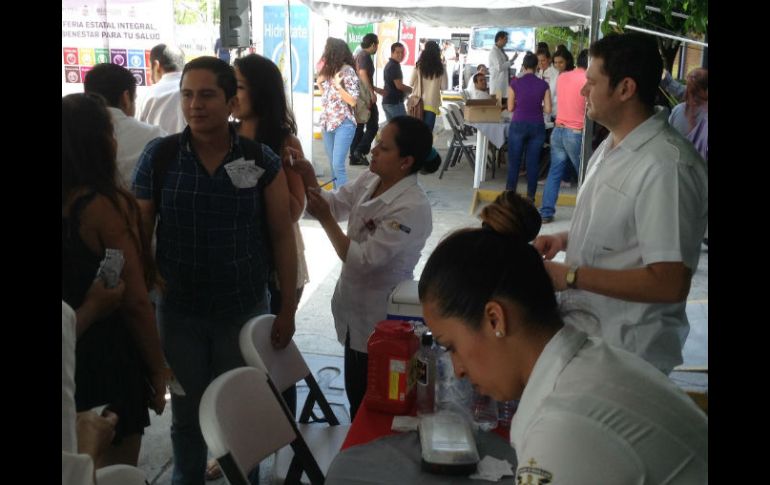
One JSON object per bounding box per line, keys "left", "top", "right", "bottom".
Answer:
{"left": 511, "top": 325, "right": 707, "bottom": 484}
{"left": 467, "top": 86, "right": 491, "bottom": 100}
{"left": 135, "top": 71, "right": 186, "bottom": 135}
{"left": 320, "top": 171, "right": 433, "bottom": 353}
{"left": 488, "top": 45, "right": 514, "bottom": 99}
{"left": 564, "top": 107, "right": 708, "bottom": 374}
{"left": 107, "top": 107, "right": 166, "bottom": 188}
{"left": 536, "top": 65, "right": 559, "bottom": 122}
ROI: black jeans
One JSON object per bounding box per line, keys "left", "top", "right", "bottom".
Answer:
{"left": 344, "top": 332, "right": 369, "bottom": 421}
{"left": 350, "top": 104, "right": 379, "bottom": 158}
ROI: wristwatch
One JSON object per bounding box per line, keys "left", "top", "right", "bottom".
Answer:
{"left": 565, "top": 265, "right": 579, "bottom": 289}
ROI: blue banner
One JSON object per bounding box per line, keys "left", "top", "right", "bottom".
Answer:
{"left": 263, "top": 5, "right": 309, "bottom": 94}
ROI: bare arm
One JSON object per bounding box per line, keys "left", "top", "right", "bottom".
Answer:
{"left": 545, "top": 261, "right": 692, "bottom": 303}
{"left": 543, "top": 88, "right": 552, "bottom": 115}
{"left": 394, "top": 78, "right": 412, "bottom": 94}
{"left": 305, "top": 189, "right": 350, "bottom": 262}
{"left": 507, "top": 86, "right": 515, "bottom": 112}
{"left": 264, "top": 169, "right": 298, "bottom": 349}
{"left": 75, "top": 279, "right": 125, "bottom": 338}
{"left": 282, "top": 135, "right": 307, "bottom": 222}
{"left": 136, "top": 199, "right": 156, "bottom": 252}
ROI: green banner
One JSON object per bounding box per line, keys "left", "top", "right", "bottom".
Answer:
{"left": 346, "top": 23, "right": 373, "bottom": 53}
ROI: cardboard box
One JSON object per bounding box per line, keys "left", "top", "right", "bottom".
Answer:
{"left": 463, "top": 97, "right": 502, "bottom": 123}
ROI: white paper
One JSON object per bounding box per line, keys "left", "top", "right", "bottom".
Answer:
{"left": 391, "top": 415, "right": 420, "bottom": 432}
{"left": 225, "top": 158, "right": 263, "bottom": 189}
{"left": 469, "top": 455, "right": 514, "bottom": 482}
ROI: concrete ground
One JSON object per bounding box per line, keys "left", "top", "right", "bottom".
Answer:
{"left": 138, "top": 123, "right": 708, "bottom": 484}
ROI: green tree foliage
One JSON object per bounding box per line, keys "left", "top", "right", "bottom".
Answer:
{"left": 175, "top": 0, "right": 220, "bottom": 26}
{"left": 601, "top": 0, "right": 707, "bottom": 72}
{"left": 535, "top": 26, "right": 588, "bottom": 56}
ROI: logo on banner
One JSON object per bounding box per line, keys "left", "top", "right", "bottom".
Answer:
{"left": 271, "top": 42, "right": 301, "bottom": 91}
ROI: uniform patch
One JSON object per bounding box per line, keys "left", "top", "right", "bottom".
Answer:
{"left": 516, "top": 458, "right": 552, "bottom": 484}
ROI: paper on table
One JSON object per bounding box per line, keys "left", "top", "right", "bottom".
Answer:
{"left": 469, "top": 455, "right": 514, "bottom": 482}
{"left": 391, "top": 416, "right": 420, "bottom": 432}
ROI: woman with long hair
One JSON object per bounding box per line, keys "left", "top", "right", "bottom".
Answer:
{"left": 62, "top": 93, "right": 167, "bottom": 467}
{"left": 232, "top": 52, "right": 309, "bottom": 410}
{"left": 317, "top": 37, "right": 360, "bottom": 189}
{"left": 506, "top": 52, "right": 551, "bottom": 200}
{"left": 417, "top": 202, "right": 707, "bottom": 483}
{"left": 288, "top": 116, "right": 441, "bottom": 420}
{"left": 409, "top": 40, "right": 447, "bottom": 131}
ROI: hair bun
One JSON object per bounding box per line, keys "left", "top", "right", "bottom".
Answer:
{"left": 479, "top": 191, "right": 542, "bottom": 243}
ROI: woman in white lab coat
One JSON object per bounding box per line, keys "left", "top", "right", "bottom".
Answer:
{"left": 289, "top": 116, "right": 441, "bottom": 419}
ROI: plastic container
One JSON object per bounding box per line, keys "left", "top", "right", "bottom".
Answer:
{"left": 386, "top": 280, "right": 424, "bottom": 324}
{"left": 365, "top": 320, "right": 420, "bottom": 414}
{"left": 416, "top": 332, "right": 437, "bottom": 415}
{"left": 470, "top": 390, "right": 498, "bottom": 431}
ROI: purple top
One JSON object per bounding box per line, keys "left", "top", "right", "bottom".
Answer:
{"left": 509, "top": 73, "right": 549, "bottom": 124}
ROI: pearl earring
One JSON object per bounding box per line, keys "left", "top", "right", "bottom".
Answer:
{"left": 495, "top": 331, "right": 503, "bottom": 338}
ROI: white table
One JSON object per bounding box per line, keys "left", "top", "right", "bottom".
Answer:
{"left": 467, "top": 119, "right": 510, "bottom": 189}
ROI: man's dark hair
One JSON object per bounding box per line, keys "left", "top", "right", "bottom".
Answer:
{"left": 390, "top": 42, "right": 404, "bottom": 54}
{"left": 361, "top": 33, "right": 379, "bottom": 49}
{"left": 577, "top": 49, "right": 589, "bottom": 69}
{"left": 149, "top": 44, "right": 185, "bottom": 72}
{"left": 494, "top": 31, "right": 508, "bottom": 43}
{"left": 181, "top": 56, "right": 236, "bottom": 100}
{"left": 472, "top": 72, "right": 486, "bottom": 85}
{"left": 589, "top": 33, "right": 662, "bottom": 109}
{"left": 83, "top": 63, "right": 136, "bottom": 108}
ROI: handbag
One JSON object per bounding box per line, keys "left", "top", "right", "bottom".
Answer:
{"left": 407, "top": 69, "right": 424, "bottom": 120}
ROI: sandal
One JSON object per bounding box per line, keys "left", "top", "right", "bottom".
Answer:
{"left": 205, "top": 459, "right": 223, "bottom": 481}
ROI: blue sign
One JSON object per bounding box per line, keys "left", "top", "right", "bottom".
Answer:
{"left": 263, "top": 5, "right": 309, "bottom": 94}
{"left": 128, "top": 50, "right": 145, "bottom": 68}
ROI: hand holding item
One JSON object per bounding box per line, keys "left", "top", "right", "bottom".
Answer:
{"left": 270, "top": 312, "right": 296, "bottom": 349}
{"left": 76, "top": 410, "right": 118, "bottom": 461}
{"left": 305, "top": 188, "right": 333, "bottom": 223}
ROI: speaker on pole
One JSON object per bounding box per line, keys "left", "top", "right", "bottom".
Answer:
{"left": 220, "top": 0, "right": 250, "bottom": 48}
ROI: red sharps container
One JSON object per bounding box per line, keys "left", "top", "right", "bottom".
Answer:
{"left": 365, "top": 320, "right": 420, "bottom": 414}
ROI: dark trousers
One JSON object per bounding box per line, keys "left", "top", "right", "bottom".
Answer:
{"left": 344, "top": 332, "right": 369, "bottom": 421}
{"left": 350, "top": 104, "right": 379, "bottom": 158}
{"left": 268, "top": 282, "right": 305, "bottom": 417}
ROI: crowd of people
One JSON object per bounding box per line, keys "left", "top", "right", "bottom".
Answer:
{"left": 63, "top": 31, "right": 707, "bottom": 484}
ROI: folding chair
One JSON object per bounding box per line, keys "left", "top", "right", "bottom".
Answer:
{"left": 239, "top": 314, "right": 351, "bottom": 484}
{"left": 448, "top": 103, "right": 498, "bottom": 178}
{"left": 438, "top": 107, "right": 477, "bottom": 179}
{"left": 95, "top": 464, "right": 146, "bottom": 485}
{"left": 199, "top": 367, "right": 328, "bottom": 485}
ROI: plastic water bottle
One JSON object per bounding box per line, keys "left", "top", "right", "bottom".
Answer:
{"left": 435, "top": 349, "right": 473, "bottom": 420}
{"left": 497, "top": 400, "right": 519, "bottom": 428}
{"left": 470, "top": 390, "right": 498, "bottom": 431}
{"left": 416, "top": 332, "right": 437, "bottom": 415}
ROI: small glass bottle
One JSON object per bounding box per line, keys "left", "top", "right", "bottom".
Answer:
{"left": 416, "top": 332, "right": 437, "bottom": 415}
{"left": 470, "top": 390, "right": 498, "bottom": 431}
{"left": 497, "top": 399, "right": 519, "bottom": 428}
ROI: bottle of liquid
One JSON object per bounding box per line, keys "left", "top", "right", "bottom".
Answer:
{"left": 497, "top": 399, "right": 519, "bottom": 428}
{"left": 470, "top": 390, "right": 498, "bottom": 431}
{"left": 416, "top": 332, "right": 437, "bottom": 415}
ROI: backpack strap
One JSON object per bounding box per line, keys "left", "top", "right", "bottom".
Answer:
{"left": 151, "top": 134, "right": 181, "bottom": 210}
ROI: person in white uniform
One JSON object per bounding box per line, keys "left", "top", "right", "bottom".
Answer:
{"left": 84, "top": 63, "right": 166, "bottom": 187}
{"left": 533, "top": 33, "right": 708, "bottom": 375}
{"left": 135, "top": 44, "right": 187, "bottom": 135}
{"left": 487, "top": 31, "right": 518, "bottom": 104}
{"left": 418, "top": 211, "right": 707, "bottom": 485}
{"left": 289, "top": 116, "right": 441, "bottom": 419}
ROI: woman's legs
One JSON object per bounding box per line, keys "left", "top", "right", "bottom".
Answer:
{"left": 344, "top": 332, "right": 368, "bottom": 421}
{"left": 506, "top": 122, "right": 526, "bottom": 191}
{"left": 523, "top": 123, "right": 547, "bottom": 199}
{"left": 423, "top": 111, "right": 437, "bottom": 132}
{"left": 330, "top": 119, "right": 356, "bottom": 188}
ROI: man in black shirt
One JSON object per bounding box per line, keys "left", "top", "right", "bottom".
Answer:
{"left": 350, "top": 33, "right": 385, "bottom": 166}
{"left": 382, "top": 42, "right": 412, "bottom": 122}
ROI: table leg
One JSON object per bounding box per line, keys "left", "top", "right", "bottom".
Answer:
{"left": 474, "top": 130, "right": 487, "bottom": 188}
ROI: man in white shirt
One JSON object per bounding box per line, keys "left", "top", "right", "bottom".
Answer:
{"left": 135, "top": 44, "right": 187, "bottom": 135}
{"left": 467, "top": 72, "right": 491, "bottom": 100}
{"left": 442, "top": 40, "right": 458, "bottom": 89}
{"left": 84, "top": 63, "right": 166, "bottom": 187}
{"left": 533, "top": 33, "right": 708, "bottom": 375}
{"left": 488, "top": 31, "right": 518, "bottom": 105}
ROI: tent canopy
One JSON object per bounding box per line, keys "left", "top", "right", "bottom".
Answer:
{"left": 297, "top": 0, "right": 596, "bottom": 27}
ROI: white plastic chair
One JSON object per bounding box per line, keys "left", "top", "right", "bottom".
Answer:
{"left": 95, "top": 464, "right": 146, "bottom": 485}
{"left": 199, "top": 367, "right": 326, "bottom": 485}
{"left": 239, "top": 314, "right": 351, "bottom": 484}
